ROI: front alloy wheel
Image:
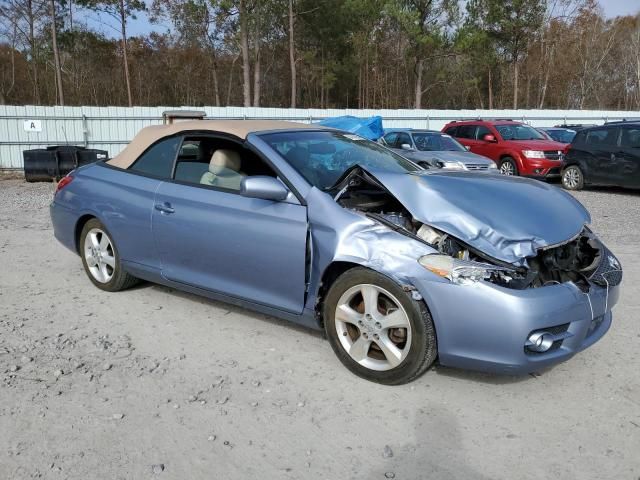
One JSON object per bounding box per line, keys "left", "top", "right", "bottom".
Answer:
{"left": 499, "top": 158, "right": 518, "bottom": 176}
{"left": 324, "top": 267, "right": 437, "bottom": 385}
{"left": 335, "top": 284, "right": 412, "bottom": 371}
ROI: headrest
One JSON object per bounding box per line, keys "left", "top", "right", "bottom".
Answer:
{"left": 210, "top": 149, "right": 241, "bottom": 174}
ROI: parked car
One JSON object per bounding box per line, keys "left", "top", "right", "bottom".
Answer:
{"left": 561, "top": 121, "right": 640, "bottom": 190}
{"left": 539, "top": 127, "right": 576, "bottom": 144}
{"left": 379, "top": 129, "right": 496, "bottom": 171}
{"left": 554, "top": 124, "right": 597, "bottom": 132}
{"left": 442, "top": 119, "right": 568, "bottom": 178}
{"left": 50, "top": 119, "right": 622, "bottom": 384}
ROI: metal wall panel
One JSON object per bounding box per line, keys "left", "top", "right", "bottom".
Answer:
{"left": 2, "top": 105, "right": 639, "bottom": 169}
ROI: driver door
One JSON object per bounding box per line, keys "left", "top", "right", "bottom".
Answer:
{"left": 152, "top": 137, "right": 308, "bottom": 314}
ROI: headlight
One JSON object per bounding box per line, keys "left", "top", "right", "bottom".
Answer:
{"left": 419, "top": 254, "right": 516, "bottom": 285}
{"left": 440, "top": 161, "right": 466, "bottom": 170}
{"left": 522, "top": 150, "right": 545, "bottom": 159}
{"left": 488, "top": 163, "right": 497, "bottom": 169}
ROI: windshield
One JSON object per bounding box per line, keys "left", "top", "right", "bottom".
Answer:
{"left": 413, "top": 132, "right": 466, "bottom": 152}
{"left": 261, "top": 130, "right": 420, "bottom": 190}
{"left": 546, "top": 129, "right": 576, "bottom": 143}
{"left": 495, "top": 124, "right": 545, "bottom": 141}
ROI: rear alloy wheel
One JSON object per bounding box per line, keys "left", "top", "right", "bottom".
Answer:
{"left": 80, "top": 218, "right": 139, "bottom": 292}
{"left": 499, "top": 157, "right": 518, "bottom": 176}
{"left": 562, "top": 165, "right": 584, "bottom": 191}
{"left": 324, "top": 267, "right": 437, "bottom": 385}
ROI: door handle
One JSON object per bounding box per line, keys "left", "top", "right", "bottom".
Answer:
{"left": 155, "top": 202, "right": 175, "bottom": 214}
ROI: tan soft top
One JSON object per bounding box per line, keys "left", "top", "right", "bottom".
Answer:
{"left": 107, "top": 119, "right": 323, "bottom": 169}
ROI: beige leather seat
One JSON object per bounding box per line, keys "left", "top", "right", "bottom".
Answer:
{"left": 200, "top": 149, "right": 245, "bottom": 190}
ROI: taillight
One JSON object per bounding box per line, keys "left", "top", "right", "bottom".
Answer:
{"left": 56, "top": 175, "right": 73, "bottom": 194}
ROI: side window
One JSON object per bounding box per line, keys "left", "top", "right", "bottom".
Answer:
{"left": 173, "top": 135, "right": 276, "bottom": 191}
{"left": 476, "top": 125, "right": 491, "bottom": 140}
{"left": 383, "top": 132, "right": 398, "bottom": 147}
{"left": 456, "top": 125, "right": 476, "bottom": 139}
{"left": 585, "top": 128, "right": 618, "bottom": 146}
{"left": 620, "top": 128, "right": 640, "bottom": 149}
{"left": 129, "top": 136, "right": 181, "bottom": 178}
{"left": 444, "top": 126, "right": 458, "bottom": 136}
{"left": 573, "top": 131, "right": 586, "bottom": 145}
{"left": 396, "top": 132, "right": 412, "bottom": 147}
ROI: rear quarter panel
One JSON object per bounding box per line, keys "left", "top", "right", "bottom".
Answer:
{"left": 53, "top": 163, "right": 162, "bottom": 270}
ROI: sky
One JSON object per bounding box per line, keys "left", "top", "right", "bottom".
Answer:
{"left": 599, "top": 0, "right": 640, "bottom": 18}
{"left": 83, "top": 0, "right": 640, "bottom": 40}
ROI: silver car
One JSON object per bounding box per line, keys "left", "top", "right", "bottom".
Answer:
{"left": 380, "top": 129, "right": 497, "bottom": 171}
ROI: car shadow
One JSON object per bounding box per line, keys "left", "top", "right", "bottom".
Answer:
{"left": 145, "top": 282, "right": 325, "bottom": 340}
{"left": 364, "top": 404, "right": 494, "bottom": 480}
{"left": 580, "top": 185, "right": 640, "bottom": 196}
{"left": 432, "top": 363, "right": 548, "bottom": 385}
{"left": 135, "top": 282, "right": 550, "bottom": 385}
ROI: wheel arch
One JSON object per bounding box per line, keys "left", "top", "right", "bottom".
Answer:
{"left": 74, "top": 214, "right": 97, "bottom": 254}
{"left": 499, "top": 152, "right": 521, "bottom": 169}
{"left": 315, "top": 261, "right": 361, "bottom": 327}
{"left": 313, "top": 260, "right": 433, "bottom": 331}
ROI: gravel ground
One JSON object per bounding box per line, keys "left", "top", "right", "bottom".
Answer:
{"left": 0, "top": 177, "right": 639, "bottom": 480}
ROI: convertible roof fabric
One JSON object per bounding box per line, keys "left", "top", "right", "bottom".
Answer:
{"left": 107, "top": 120, "right": 320, "bottom": 169}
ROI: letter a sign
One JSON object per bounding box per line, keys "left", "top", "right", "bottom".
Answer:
{"left": 24, "top": 120, "right": 42, "bottom": 132}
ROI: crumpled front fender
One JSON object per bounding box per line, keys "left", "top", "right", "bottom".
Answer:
{"left": 304, "top": 187, "right": 442, "bottom": 315}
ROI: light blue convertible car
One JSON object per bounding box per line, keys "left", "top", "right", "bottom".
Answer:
{"left": 50, "top": 119, "right": 622, "bottom": 384}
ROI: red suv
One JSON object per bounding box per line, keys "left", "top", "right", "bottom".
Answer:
{"left": 441, "top": 120, "right": 568, "bottom": 178}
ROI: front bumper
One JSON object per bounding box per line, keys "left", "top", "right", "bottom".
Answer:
{"left": 520, "top": 158, "right": 562, "bottom": 178}
{"left": 412, "top": 277, "right": 620, "bottom": 375}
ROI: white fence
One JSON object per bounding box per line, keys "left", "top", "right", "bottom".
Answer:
{"left": 2, "top": 105, "right": 639, "bottom": 169}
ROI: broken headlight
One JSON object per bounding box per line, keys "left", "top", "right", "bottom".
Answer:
{"left": 419, "top": 254, "right": 518, "bottom": 285}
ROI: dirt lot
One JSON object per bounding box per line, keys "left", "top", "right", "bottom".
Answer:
{"left": 1, "top": 177, "right": 639, "bottom": 480}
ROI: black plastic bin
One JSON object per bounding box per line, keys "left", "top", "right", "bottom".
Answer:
{"left": 23, "top": 146, "right": 108, "bottom": 182}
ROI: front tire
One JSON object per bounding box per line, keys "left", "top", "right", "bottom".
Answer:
{"left": 562, "top": 165, "right": 584, "bottom": 190}
{"left": 80, "top": 218, "right": 139, "bottom": 292}
{"left": 323, "top": 267, "right": 437, "bottom": 385}
{"left": 499, "top": 157, "right": 518, "bottom": 176}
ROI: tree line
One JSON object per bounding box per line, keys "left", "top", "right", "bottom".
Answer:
{"left": 1, "top": 0, "right": 639, "bottom": 110}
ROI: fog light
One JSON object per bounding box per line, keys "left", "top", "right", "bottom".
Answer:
{"left": 526, "top": 331, "right": 554, "bottom": 352}
{"left": 534, "top": 168, "right": 543, "bottom": 174}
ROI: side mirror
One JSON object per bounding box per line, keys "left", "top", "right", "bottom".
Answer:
{"left": 482, "top": 134, "right": 497, "bottom": 142}
{"left": 240, "top": 176, "right": 289, "bottom": 202}
{"left": 400, "top": 143, "right": 413, "bottom": 151}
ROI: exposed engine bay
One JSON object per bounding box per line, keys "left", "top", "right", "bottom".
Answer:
{"left": 330, "top": 167, "right": 622, "bottom": 291}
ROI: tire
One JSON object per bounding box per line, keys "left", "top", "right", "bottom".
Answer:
{"left": 79, "top": 218, "right": 139, "bottom": 292}
{"left": 323, "top": 267, "right": 437, "bottom": 385}
{"left": 498, "top": 157, "right": 518, "bottom": 176}
{"left": 561, "top": 165, "right": 584, "bottom": 191}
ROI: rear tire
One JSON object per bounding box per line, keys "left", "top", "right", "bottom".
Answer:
{"left": 80, "top": 218, "right": 139, "bottom": 292}
{"left": 323, "top": 267, "right": 437, "bottom": 385}
{"left": 499, "top": 157, "right": 518, "bottom": 176}
{"left": 561, "top": 165, "right": 584, "bottom": 191}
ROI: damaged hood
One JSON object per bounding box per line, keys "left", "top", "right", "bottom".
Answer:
{"left": 363, "top": 169, "right": 591, "bottom": 264}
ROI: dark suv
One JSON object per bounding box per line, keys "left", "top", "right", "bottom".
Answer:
{"left": 442, "top": 119, "right": 568, "bottom": 178}
{"left": 561, "top": 121, "right": 640, "bottom": 190}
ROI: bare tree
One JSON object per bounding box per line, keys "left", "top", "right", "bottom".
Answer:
{"left": 288, "top": 0, "right": 295, "bottom": 108}
{"left": 48, "top": 0, "right": 63, "bottom": 104}
{"left": 79, "top": 0, "right": 145, "bottom": 106}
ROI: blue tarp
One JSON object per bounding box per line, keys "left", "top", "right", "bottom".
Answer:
{"left": 316, "top": 115, "right": 384, "bottom": 140}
